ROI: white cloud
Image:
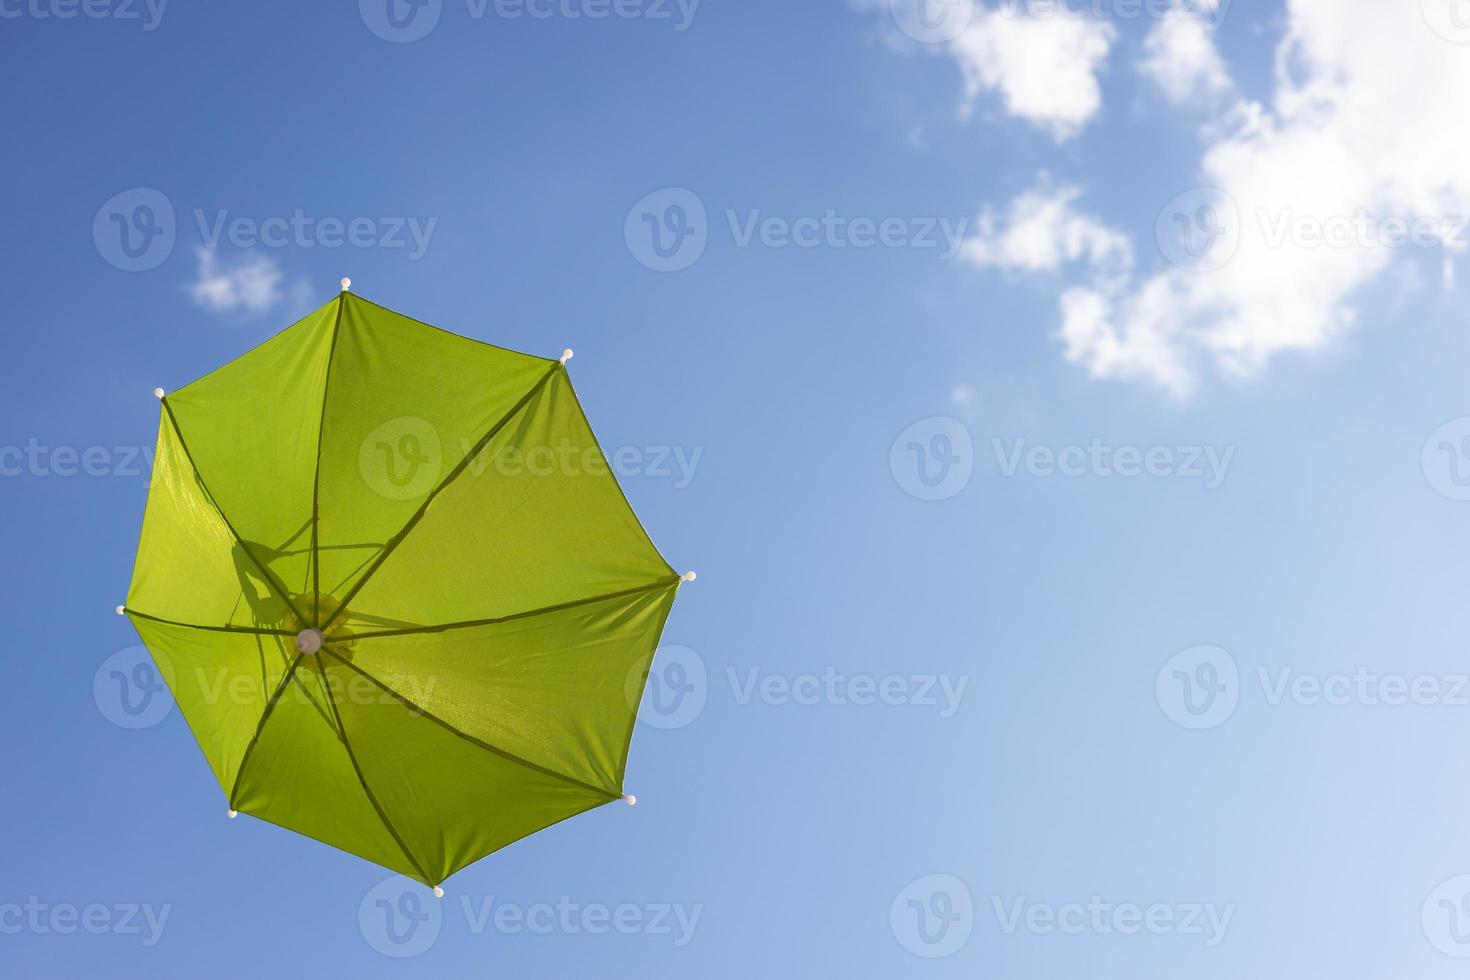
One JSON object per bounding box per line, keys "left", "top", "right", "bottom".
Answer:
{"left": 858, "top": 1, "right": 1117, "bottom": 141}
{"left": 187, "top": 249, "right": 309, "bottom": 316}
{"left": 1138, "top": 6, "right": 1233, "bottom": 106}
{"left": 951, "top": 7, "right": 1116, "bottom": 141}
{"left": 963, "top": 0, "right": 1470, "bottom": 396}
{"left": 962, "top": 179, "right": 1132, "bottom": 276}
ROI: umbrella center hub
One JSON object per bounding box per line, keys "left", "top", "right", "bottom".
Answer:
{"left": 295, "top": 629, "right": 325, "bottom": 655}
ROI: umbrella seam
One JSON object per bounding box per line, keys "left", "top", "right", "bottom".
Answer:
{"left": 228, "top": 652, "right": 305, "bottom": 809}
{"left": 123, "top": 609, "right": 296, "bottom": 636}
{"left": 334, "top": 577, "right": 680, "bottom": 640}
{"left": 159, "top": 402, "right": 310, "bottom": 628}
{"left": 310, "top": 293, "right": 346, "bottom": 626}
{"left": 320, "top": 647, "right": 621, "bottom": 800}
{"left": 318, "top": 658, "right": 435, "bottom": 885}
{"left": 319, "top": 360, "right": 563, "bottom": 632}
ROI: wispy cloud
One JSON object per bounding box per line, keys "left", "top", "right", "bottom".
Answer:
{"left": 186, "top": 248, "right": 311, "bottom": 316}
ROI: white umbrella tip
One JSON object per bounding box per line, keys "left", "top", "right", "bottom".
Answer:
{"left": 340, "top": 277, "right": 352, "bottom": 292}
{"left": 227, "top": 809, "right": 238, "bottom": 819}
{"left": 623, "top": 794, "right": 637, "bottom": 806}
{"left": 153, "top": 388, "right": 165, "bottom": 399}
{"left": 681, "top": 571, "right": 697, "bottom": 583}
{"left": 560, "top": 348, "right": 574, "bottom": 364}
{"left": 115, "top": 605, "right": 126, "bottom": 616}
{"left": 433, "top": 886, "right": 445, "bottom": 898}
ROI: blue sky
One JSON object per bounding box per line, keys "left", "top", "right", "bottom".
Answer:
{"left": 8, "top": 0, "right": 1470, "bottom": 975}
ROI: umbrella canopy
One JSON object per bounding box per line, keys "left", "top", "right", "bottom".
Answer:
{"left": 122, "top": 285, "right": 690, "bottom": 889}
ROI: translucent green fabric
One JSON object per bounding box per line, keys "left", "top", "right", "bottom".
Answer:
{"left": 125, "top": 292, "right": 682, "bottom": 886}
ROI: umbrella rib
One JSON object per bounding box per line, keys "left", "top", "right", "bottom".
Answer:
{"left": 318, "top": 657, "right": 434, "bottom": 886}
{"left": 320, "top": 647, "right": 620, "bottom": 801}
{"left": 335, "top": 577, "right": 681, "bottom": 640}
{"left": 319, "top": 360, "right": 563, "bottom": 633}
{"left": 160, "top": 402, "right": 310, "bottom": 628}
{"left": 310, "top": 293, "right": 346, "bottom": 627}
{"left": 228, "top": 652, "right": 305, "bottom": 810}
{"left": 123, "top": 608, "right": 295, "bottom": 637}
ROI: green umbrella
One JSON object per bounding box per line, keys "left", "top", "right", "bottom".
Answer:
{"left": 120, "top": 281, "right": 693, "bottom": 893}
